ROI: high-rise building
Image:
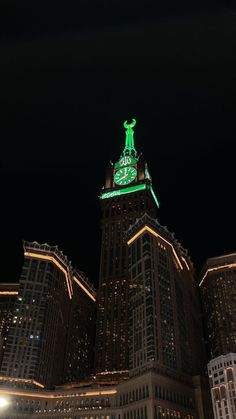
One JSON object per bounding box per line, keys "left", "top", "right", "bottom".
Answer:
{"left": 0, "top": 241, "right": 73, "bottom": 389}
{"left": 199, "top": 253, "right": 236, "bottom": 418}
{"left": 64, "top": 269, "right": 96, "bottom": 383}
{"left": 127, "top": 213, "right": 205, "bottom": 377}
{"left": 95, "top": 119, "right": 159, "bottom": 373}
{"left": 125, "top": 213, "right": 212, "bottom": 418}
{"left": 0, "top": 283, "right": 19, "bottom": 368}
{"left": 199, "top": 253, "right": 236, "bottom": 360}
{"left": 0, "top": 241, "right": 96, "bottom": 390}
{"left": 208, "top": 353, "right": 236, "bottom": 419}
{"left": 0, "top": 214, "right": 213, "bottom": 418}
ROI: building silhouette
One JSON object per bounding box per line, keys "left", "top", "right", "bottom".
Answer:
{"left": 200, "top": 252, "right": 236, "bottom": 359}
{"left": 0, "top": 241, "right": 96, "bottom": 389}
{"left": 0, "top": 283, "right": 19, "bottom": 368}
{"left": 64, "top": 269, "right": 96, "bottom": 383}
{"left": 0, "top": 119, "right": 214, "bottom": 418}
{"left": 0, "top": 214, "right": 212, "bottom": 418}
{"left": 127, "top": 214, "right": 205, "bottom": 377}
{"left": 95, "top": 119, "right": 159, "bottom": 373}
{"left": 200, "top": 253, "right": 236, "bottom": 417}
{"left": 125, "top": 213, "right": 211, "bottom": 418}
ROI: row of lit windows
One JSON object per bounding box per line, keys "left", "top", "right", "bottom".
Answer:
{"left": 154, "top": 405, "right": 187, "bottom": 419}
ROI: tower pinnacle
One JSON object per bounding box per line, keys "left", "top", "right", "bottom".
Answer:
{"left": 122, "top": 119, "right": 137, "bottom": 158}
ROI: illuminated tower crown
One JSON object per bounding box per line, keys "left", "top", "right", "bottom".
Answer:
{"left": 121, "top": 119, "right": 137, "bottom": 158}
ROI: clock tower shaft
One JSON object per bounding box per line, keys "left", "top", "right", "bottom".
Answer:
{"left": 95, "top": 120, "right": 159, "bottom": 373}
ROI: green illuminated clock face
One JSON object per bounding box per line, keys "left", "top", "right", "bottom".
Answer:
{"left": 114, "top": 167, "right": 137, "bottom": 186}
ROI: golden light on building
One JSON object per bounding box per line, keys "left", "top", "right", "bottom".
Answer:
{"left": 182, "top": 257, "right": 190, "bottom": 271}
{"left": 199, "top": 262, "right": 236, "bottom": 287}
{"left": 24, "top": 251, "right": 73, "bottom": 299}
{"left": 127, "top": 225, "right": 184, "bottom": 270}
{"left": 0, "top": 376, "right": 44, "bottom": 389}
{"left": 0, "top": 388, "right": 116, "bottom": 399}
{"left": 73, "top": 275, "right": 96, "bottom": 302}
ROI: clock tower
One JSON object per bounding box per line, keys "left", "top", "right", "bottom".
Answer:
{"left": 95, "top": 119, "right": 159, "bottom": 373}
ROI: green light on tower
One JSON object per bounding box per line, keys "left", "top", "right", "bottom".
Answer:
{"left": 100, "top": 184, "right": 146, "bottom": 200}
{"left": 150, "top": 185, "right": 160, "bottom": 208}
{"left": 100, "top": 183, "right": 160, "bottom": 209}
{"left": 102, "top": 118, "right": 160, "bottom": 209}
{"left": 122, "top": 119, "right": 137, "bottom": 158}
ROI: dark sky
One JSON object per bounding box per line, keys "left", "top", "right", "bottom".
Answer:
{"left": 1, "top": 1, "right": 236, "bottom": 286}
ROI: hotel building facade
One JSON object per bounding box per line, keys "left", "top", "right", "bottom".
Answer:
{"left": 0, "top": 283, "right": 19, "bottom": 368}
{"left": 200, "top": 253, "right": 236, "bottom": 418}
{"left": 200, "top": 253, "right": 236, "bottom": 360}
{"left": 0, "top": 371, "right": 211, "bottom": 418}
{"left": 0, "top": 241, "right": 96, "bottom": 390}
{"left": 207, "top": 353, "right": 236, "bottom": 419}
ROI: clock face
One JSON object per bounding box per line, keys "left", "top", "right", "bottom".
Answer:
{"left": 114, "top": 166, "right": 137, "bottom": 186}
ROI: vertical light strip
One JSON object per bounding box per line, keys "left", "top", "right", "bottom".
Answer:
{"left": 150, "top": 185, "right": 160, "bottom": 208}
{"left": 182, "top": 257, "right": 190, "bottom": 271}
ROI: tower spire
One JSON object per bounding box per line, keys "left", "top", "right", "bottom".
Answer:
{"left": 122, "top": 119, "right": 137, "bottom": 157}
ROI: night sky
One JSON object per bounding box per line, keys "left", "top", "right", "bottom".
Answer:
{"left": 1, "top": 0, "right": 236, "bottom": 287}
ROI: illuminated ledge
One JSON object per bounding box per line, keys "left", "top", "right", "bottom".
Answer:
{"left": 0, "top": 376, "right": 44, "bottom": 389}
{"left": 0, "top": 388, "right": 117, "bottom": 399}
{"left": 127, "top": 225, "right": 184, "bottom": 270}
{"left": 0, "top": 292, "right": 18, "bottom": 295}
{"left": 100, "top": 183, "right": 160, "bottom": 208}
{"left": 73, "top": 276, "right": 96, "bottom": 302}
{"left": 24, "top": 252, "right": 73, "bottom": 299}
{"left": 100, "top": 183, "right": 146, "bottom": 199}
{"left": 96, "top": 370, "right": 129, "bottom": 376}
{"left": 199, "top": 262, "right": 236, "bottom": 287}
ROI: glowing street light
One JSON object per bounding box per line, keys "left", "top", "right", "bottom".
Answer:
{"left": 0, "top": 397, "right": 9, "bottom": 408}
